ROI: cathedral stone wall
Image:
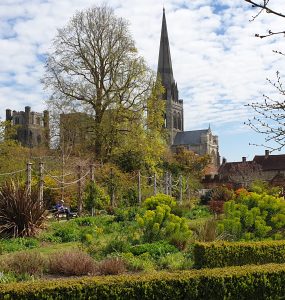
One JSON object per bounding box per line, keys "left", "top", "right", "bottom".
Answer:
{"left": 5, "top": 106, "right": 49, "bottom": 148}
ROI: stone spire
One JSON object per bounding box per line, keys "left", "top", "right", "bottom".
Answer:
{"left": 157, "top": 8, "right": 176, "bottom": 101}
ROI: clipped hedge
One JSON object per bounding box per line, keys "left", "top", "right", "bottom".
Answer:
{"left": 194, "top": 240, "right": 285, "bottom": 269}
{"left": 2, "top": 264, "right": 285, "bottom": 299}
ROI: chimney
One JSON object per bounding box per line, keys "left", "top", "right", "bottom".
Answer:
{"left": 265, "top": 150, "right": 269, "bottom": 158}
{"left": 222, "top": 157, "right": 227, "bottom": 164}
{"left": 242, "top": 157, "right": 246, "bottom": 163}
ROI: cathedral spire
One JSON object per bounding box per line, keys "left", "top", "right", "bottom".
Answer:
{"left": 157, "top": 8, "right": 175, "bottom": 93}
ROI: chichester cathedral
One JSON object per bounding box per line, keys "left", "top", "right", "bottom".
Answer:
{"left": 157, "top": 9, "right": 220, "bottom": 173}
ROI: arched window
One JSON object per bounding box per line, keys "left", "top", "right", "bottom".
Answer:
{"left": 173, "top": 111, "right": 177, "bottom": 129}
{"left": 178, "top": 112, "right": 182, "bottom": 130}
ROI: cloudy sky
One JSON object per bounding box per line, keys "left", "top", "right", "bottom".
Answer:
{"left": 0, "top": 0, "right": 284, "bottom": 161}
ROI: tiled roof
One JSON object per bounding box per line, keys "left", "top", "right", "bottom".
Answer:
{"left": 253, "top": 154, "right": 285, "bottom": 171}
{"left": 173, "top": 129, "right": 209, "bottom": 146}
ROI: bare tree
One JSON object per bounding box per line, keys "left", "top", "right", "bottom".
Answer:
{"left": 245, "top": 0, "right": 285, "bottom": 39}
{"left": 43, "top": 5, "right": 154, "bottom": 159}
{"left": 244, "top": 1, "right": 285, "bottom": 151}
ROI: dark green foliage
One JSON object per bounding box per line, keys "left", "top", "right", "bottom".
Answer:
{"left": 2, "top": 264, "right": 285, "bottom": 299}
{"left": 114, "top": 206, "right": 143, "bottom": 222}
{"left": 193, "top": 240, "right": 285, "bottom": 269}
{"left": 0, "top": 180, "right": 46, "bottom": 237}
{"left": 74, "top": 217, "right": 96, "bottom": 227}
{"left": 113, "top": 150, "right": 144, "bottom": 172}
{"left": 52, "top": 222, "right": 80, "bottom": 243}
{"left": 184, "top": 205, "right": 211, "bottom": 220}
{"left": 103, "top": 239, "right": 131, "bottom": 255}
{"left": 84, "top": 182, "right": 110, "bottom": 213}
{"left": 130, "top": 241, "right": 178, "bottom": 258}
{"left": 0, "top": 238, "right": 39, "bottom": 254}
{"left": 121, "top": 188, "right": 138, "bottom": 206}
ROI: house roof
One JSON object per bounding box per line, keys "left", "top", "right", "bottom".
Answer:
{"left": 253, "top": 154, "right": 285, "bottom": 171}
{"left": 218, "top": 161, "right": 257, "bottom": 175}
{"left": 173, "top": 129, "right": 209, "bottom": 146}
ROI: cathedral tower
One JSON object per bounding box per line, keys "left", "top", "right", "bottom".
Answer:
{"left": 157, "top": 8, "right": 184, "bottom": 144}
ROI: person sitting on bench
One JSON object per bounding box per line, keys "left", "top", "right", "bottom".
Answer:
{"left": 55, "top": 200, "right": 71, "bottom": 220}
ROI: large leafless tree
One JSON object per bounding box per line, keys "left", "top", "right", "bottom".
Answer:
{"left": 43, "top": 5, "right": 154, "bottom": 158}
{"left": 244, "top": 0, "right": 285, "bottom": 151}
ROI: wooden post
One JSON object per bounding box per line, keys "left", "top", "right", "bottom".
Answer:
{"left": 169, "top": 173, "right": 172, "bottom": 196}
{"left": 90, "top": 164, "right": 95, "bottom": 182}
{"left": 154, "top": 173, "right": 157, "bottom": 195}
{"left": 77, "top": 165, "right": 82, "bottom": 216}
{"left": 110, "top": 168, "right": 115, "bottom": 207}
{"left": 138, "top": 170, "right": 141, "bottom": 205}
{"left": 187, "top": 177, "right": 191, "bottom": 204}
{"left": 39, "top": 161, "right": 44, "bottom": 208}
{"left": 179, "top": 175, "right": 183, "bottom": 204}
{"left": 26, "top": 162, "right": 32, "bottom": 196}
{"left": 90, "top": 164, "right": 95, "bottom": 216}
{"left": 164, "top": 171, "right": 168, "bottom": 195}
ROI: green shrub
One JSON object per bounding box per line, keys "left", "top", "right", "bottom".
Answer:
{"left": 84, "top": 182, "right": 110, "bottom": 214}
{"left": 0, "top": 272, "right": 17, "bottom": 284}
{"left": 157, "top": 252, "right": 191, "bottom": 270}
{"left": 218, "top": 191, "right": 285, "bottom": 240}
{"left": 52, "top": 222, "right": 80, "bottom": 242}
{"left": 130, "top": 241, "right": 178, "bottom": 258}
{"left": 37, "top": 232, "right": 62, "bottom": 243}
{"left": 122, "top": 252, "right": 156, "bottom": 272}
{"left": 193, "top": 240, "right": 285, "bottom": 269}
{"left": 143, "top": 194, "right": 177, "bottom": 210}
{"left": 74, "top": 217, "right": 96, "bottom": 226}
{"left": 114, "top": 207, "right": 143, "bottom": 222}
{"left": 0, "top": 238, "right": 39, "bottom": 254}
{"left": 136, "top": 204, "right": 192, "bottom": 243}
{"left": 182, "top": 205, "right": 211, "bottom": 220}
{"left": 2, "top": 264, "right": 285, "bottom": 299}
{"left": 103, "top": 239, "right": 131, "bottom": 255}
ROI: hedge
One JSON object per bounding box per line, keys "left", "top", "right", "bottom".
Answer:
{"left": 1, "top": 264, "right": 285, "bottom": 299}
{"left": 194, "top": 240, "right": 285, "bottom": 269}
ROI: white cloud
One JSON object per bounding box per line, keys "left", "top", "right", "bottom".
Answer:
{"left": 0, "top": 0, "right": 284, "bottom": 160}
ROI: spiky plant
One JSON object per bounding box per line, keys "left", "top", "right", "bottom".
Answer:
{"left": 0, "top": 180, "right": 46, "bottom": 237}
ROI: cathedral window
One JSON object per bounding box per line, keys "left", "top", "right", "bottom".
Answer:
{"left": 173, "top": 111, "right": 177, "bottom": 129}
{"left": 178, "top": 112, "right": 182, "bottom": 130}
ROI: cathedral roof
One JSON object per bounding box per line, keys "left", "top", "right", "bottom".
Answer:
{"left": 173, "top": 129, "right": 210, "bottom": 146}
{"left": 157, "top": 8, "right": 175, "bottom": 90}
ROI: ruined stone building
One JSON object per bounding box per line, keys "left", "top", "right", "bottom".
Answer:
{"left": 157, "top": 9, "right": 220, "bottom": 173}
{"left": 5, "top": 106, "right": 49, "bottom": 148}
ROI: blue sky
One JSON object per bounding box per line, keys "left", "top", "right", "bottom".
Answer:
{"left": 0, "top": 0, "right": 284, "bottom": 161}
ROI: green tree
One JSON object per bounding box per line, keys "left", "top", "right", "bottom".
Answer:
{"left": 43, "top": 4, "right": 155, "bottom": 159}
